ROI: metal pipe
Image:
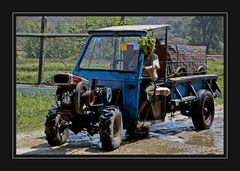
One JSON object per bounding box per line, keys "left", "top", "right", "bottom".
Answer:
{"left": 163, "top": 26, "right": 169, "bottom": 119}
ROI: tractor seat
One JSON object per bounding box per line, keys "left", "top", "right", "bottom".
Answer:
{"left": 155, "top": 86, "right": 171, "bottom": 96}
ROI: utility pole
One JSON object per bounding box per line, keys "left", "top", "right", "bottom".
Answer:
{"left": 38, "top": 16, "right": 47, "bottom": 84}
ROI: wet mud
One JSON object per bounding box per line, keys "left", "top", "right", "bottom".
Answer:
{"left": 16, "top": 106, "right": 224, "bottom": 157}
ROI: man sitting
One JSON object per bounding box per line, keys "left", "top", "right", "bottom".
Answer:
{"left": 139, "top": 42, "right": 160, "bottom": 116}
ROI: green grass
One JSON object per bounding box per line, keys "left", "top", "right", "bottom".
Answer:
{"left": 16, "top": 91, "right": 55, "bottom": 133}
{"left": 207, "top": 59, "right": 224, "bottom": 105}
{"left": 80, "top": 60, "right": 111, "bottom": 69}
{"left": 16, "top": 58, "right": 112, "bottom": 84}
{"left": 16, "top": 58, "right": 77, "bottom": 84}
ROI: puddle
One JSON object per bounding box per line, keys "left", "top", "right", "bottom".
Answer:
{"left": 146, "top": 109, "right": 224, "bottom": 149}
{"left": 147, "top": 115, "right": 193, "bottom": 143}
{"left": 65, "top": 107, "right": 224, "bottom": 150}
{"left": 67, "top": 131, "right": 100, "bottom": 147}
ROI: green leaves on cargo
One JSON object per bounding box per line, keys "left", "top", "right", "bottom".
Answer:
{"left": 138, "top": 35, "right": 156, "bottom": 54}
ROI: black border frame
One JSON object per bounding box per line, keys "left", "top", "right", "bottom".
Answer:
{"left": 12, "top": 12, "right": 228, "bottom": 160}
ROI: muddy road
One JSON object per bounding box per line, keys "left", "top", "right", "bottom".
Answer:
{"left": 16, "top": 106, "right": 224, "bottom": 157}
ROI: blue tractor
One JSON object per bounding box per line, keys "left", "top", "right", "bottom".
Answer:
{"left": 44, "top": 25, "right": 221, "bottom": 151}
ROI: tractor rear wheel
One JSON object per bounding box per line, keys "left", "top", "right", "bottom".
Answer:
{"left": 44, "top": 106, "right": 69, "bottom": 146}
{"left": 99, "top": 106, "right": 123, "bottom": 151}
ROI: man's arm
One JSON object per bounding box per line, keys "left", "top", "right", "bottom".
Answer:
{"left": 153, "top": 53, "right": 160, "bottom": 70}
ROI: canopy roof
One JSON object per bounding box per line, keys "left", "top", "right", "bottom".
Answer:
{"left": 90, "top": 24, "right": 170, "bottom": 32}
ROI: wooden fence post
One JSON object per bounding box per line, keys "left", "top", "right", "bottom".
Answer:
{"left": 38, "top": 16, "right": 47, "bottom": 84}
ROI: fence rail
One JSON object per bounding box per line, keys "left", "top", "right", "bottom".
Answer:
{"left": 206, "top": 55, "right": 224, "bottom": 59}
{"left": 16, "top": 33, "right": 89, "bottom": 38}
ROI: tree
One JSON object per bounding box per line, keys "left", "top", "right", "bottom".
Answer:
{"left": 168, "top": 17, "right": 194, "bottom": 44}
{"left": 189, "top": 16, "right": 224, "bottom": 54}
{"left": 16, "top": 16, "right": 138, "bottom": 59}
{"left": 16, "top": 17, "right": 41, "bottom": 58}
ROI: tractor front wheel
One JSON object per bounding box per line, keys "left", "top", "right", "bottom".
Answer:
{"left": 99, "top": 106, "right": 123, "bottom": 151}
{"left": 44, "top": 106, "right": 69, "bottom": 146}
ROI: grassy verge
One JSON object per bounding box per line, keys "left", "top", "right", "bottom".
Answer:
{"left": 16, "top": 91, "right": 55, "bottom": 133}
{"left": 207, "top": 59, "right": 224, "bottom": 105}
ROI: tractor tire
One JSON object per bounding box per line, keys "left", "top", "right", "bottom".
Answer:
{"left": 192, "top": 90, "right": 215, "bottom": 130}
{"left": 44, "top": 106, "right": 69, "bottom": 146}
{"left": 99, "top": 106, "right": 123, "bottom": 151}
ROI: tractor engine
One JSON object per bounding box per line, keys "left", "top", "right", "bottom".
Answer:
{"left": 52, "top": 73, "right": 94, "bottom": 111}
{"left": 51, "top": 73, "right": 113, "bottom": 135}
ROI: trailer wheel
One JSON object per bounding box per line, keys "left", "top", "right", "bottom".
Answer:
{"left": 99, "top": 106, "right": 123, "bottom": 151}
{"left": 44, "top": 106, "right": 69, "bottom": 146}
{"left": 192, "top": 90, "right": 215, "bottom": 130}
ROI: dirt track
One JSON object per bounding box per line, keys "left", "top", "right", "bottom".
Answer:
{"left": 16, "top": 106, "right": 224, "bottom": 157}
